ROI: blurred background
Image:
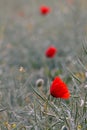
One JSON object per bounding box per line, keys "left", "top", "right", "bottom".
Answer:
{"left": 0, "top": 0, "right": 87, "bottom": 69}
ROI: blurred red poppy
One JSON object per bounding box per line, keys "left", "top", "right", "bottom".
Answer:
{"left": 66, "top": 0, "right": 74, "bottom": 5}
{"left": 40, "top": 6, "right": 50, "bottom": 15}
{"left": 45, "top": 46, "right": 57, "bottom": 58}
{"left": 50, "top": 77, "right": 70, "bottom": 99}
{"left": 18, "top": 11, "right": 25, "bottom": 17}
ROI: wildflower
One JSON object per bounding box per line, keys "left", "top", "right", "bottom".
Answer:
{"left": 77, "top": 124, "right": 82, "bottom": 130}
{"left": 4, "top": 122, "right": 16, "bottom": 129}
{"left": 36, "top": 78, "right": 44, "bottom": 87}
{"left": 19, "top": 66, "right": 25, "bottom": 72}
{"left": 45, "top": 46, "right": 57, "bottom": 58}
{"left": 40, "top": 5, "right": 50, "bottom": 15}
{"left": 4, "top": 122, "right": 11, "bottom": 129}
{"left": 50, "top": 77, "right": 70, "bottom": 99}
{"left": 75, "top": 72, "right": 85, "bottom": 81}
{"left": 11, "top": 123, "right": 16, "bottom": 128}
{"left": 4, "top": 121, "right": 9, "bottom": 127}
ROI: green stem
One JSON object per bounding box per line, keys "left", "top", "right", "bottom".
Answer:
{"left": 60, "top": 103, "right": 71, "bottom": 130}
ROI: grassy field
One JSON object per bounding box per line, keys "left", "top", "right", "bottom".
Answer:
{"left": 0, "top": 0, "right": 87, "bottom": 130}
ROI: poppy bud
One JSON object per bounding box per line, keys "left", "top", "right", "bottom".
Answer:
{"left": 40, "top": 5, "right": 50, "bottom": 15}
{"left": 36, "top": 79, "right": 44, "bottom": 87}
{"left": 61, "top": 126, "right": 69, "bottom": 130}
{"left": 45, "top": 46, "right": 57, "bottom": 58}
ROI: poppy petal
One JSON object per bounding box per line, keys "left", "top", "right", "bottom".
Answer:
{"left": 45, "top": 46, "right": 57, "bottom": 58}
{"left": 40, "top": 6, "right": 50, "bottom": 15}
{"left": 50, "top": 76, "right": 70, "bottom": 99}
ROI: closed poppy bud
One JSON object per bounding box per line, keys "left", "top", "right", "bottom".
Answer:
{"left": 45, "top": 46, "right": 57, "bottom": 58}
{"left": 36, "top": 79, "right": 44, "bottom": 87}
{"left": 40, "top": 5, "right": 50, "bottom": 15}
{"left": 50, "top": 77, "right": 70, "bottom": 99}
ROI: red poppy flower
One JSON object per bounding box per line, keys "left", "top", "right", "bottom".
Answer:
{"left": 50, "top": 77, "right": 70, "bottom": 99}
{"left": 18, "top": 11, "right": 25, "bottom": 17}
{"left": 45, "top": 46, "right": 57, "bottom": 58}
{"left": 40, "top": 6, "right": 50, "bottom": 15}
{"left": 66, "top": 0, "right": 74, "bottom": 5}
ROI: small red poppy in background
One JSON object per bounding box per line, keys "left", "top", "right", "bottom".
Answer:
{"left": 66, "top": 0, "right": 74, "bottom": 5}
{"left": 40, "top": 5, "right": 50, "bottom": 15}
{"left": 18, "top": 11, "right": 25, "bottom": 17}
{"left": 50, "top": 77, "right": 70, "bottom": 99}
{"left": 45, "top": 46, "right": 57, "bottom": 58}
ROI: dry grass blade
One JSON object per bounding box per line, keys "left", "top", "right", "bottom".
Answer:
{"left": 31, "top": 84, "right": 46, "bottom": 101}
{"left": 75, "top": 102, "right": 78, "bottom": 124}
{"left": 67, "top": 68, "right": 82, "bottom": 83}
{"left": 31, "top": 84, "right": 64, "bottom": 121}
{"left": 47, "top": 120, "right": 62, "bottom": 130}
{"left": 77, "top": 56, "right": 87, "bottom": 71}
{"left": 0, "top": 107, "right": 7, "bottom": 112}
{"left": 82, "top": 42, "right": 87, "bottom": 55}
{"left": 60, "top": 104, "right": 71, "bottom": 130}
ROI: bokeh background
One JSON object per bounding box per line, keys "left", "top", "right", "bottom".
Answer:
{"left": 0, "top": 0, "right": 87, "bottom": 53}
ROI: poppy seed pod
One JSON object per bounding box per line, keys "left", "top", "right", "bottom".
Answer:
{"left": 61, "top": 126, "right": 68, "bottom": 130}
{"left": 36, "top": 79, "right": 44, "bottom": 87}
